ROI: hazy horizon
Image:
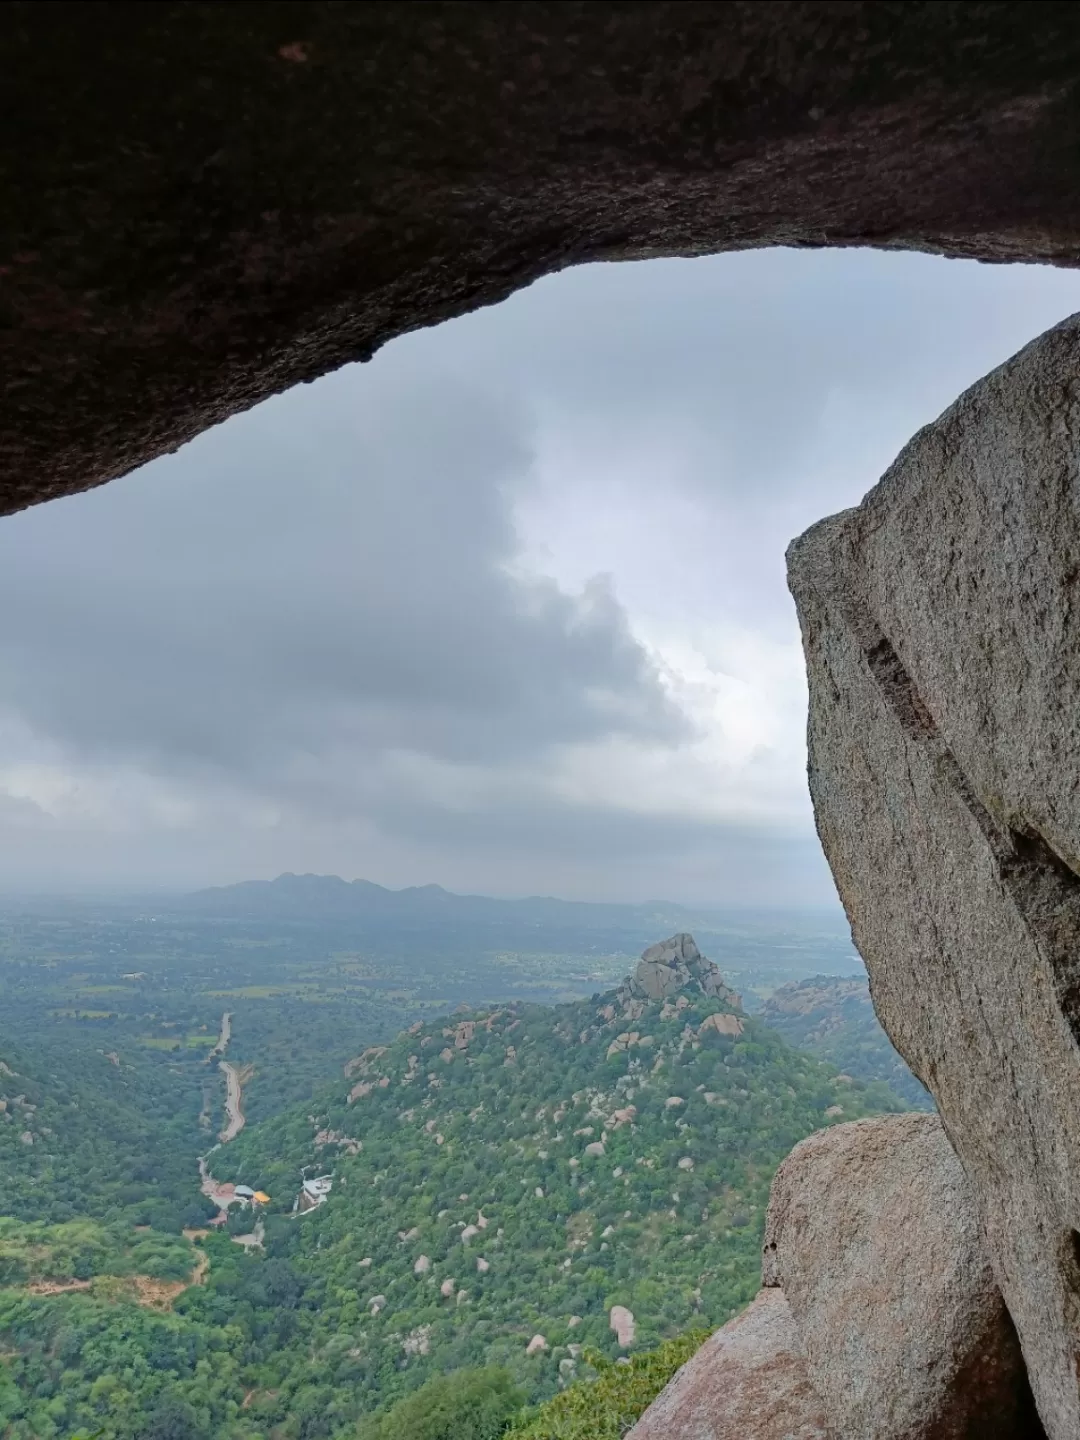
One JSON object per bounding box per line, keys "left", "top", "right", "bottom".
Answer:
{"left": 0, "top": 867, "right": 850, "bottom": 917}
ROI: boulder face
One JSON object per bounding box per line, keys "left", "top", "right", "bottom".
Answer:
{"left": 625, "top": 1288, "right": 829, "bottom": 1440}
{"left": 787, "top": 314, "right": 1080, "bottom": 1439}
{"left": 763, "top": 1114, "right": 1042, "bottom": 1439}
{"left": 620, "top": 934, "right": 741, "bottom": 1007}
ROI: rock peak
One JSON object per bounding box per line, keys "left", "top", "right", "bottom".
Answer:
{"left": 622, "top": 933, "right": 740, "bottom": 1006}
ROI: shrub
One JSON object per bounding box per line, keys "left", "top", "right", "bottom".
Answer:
{"left": 508, "top": 1331, "right": 708, "bottom": 1440}
{"left": 357, "top": 1366, "right": 525, "bottom": 1440}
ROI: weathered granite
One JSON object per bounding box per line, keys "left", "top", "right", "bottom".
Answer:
{"left": 7, "top": 5, "right": 1080, "bottom": 514}
{"left": 618, "top": 933, "right": 741, "bottom": 1009}
{"left": 787, "top": 314, "right": 1080, "bottom": 1438}
{"left": 763, "top": 1114, "right": 1042, "bottom": 1439}
{"left": 626, "top": 1288, "right": 829, "bottom": 1440}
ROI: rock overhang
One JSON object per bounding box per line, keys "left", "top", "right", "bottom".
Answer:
{"left": 6, "top": 3, "right": 1080, "bottom": 514}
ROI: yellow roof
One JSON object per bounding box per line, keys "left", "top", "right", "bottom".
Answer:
{"left": 253, "top": 1191, "right": 271, "bottom": 1204}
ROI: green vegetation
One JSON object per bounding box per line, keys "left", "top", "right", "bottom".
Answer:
{"left": 0, "top": 1035, "right": 210, "bottom": 1230}
{"left": 0, "top": 895, "right": 901, "bottom": 1439}
{"left": 509, "top": 1331, "right": 708, "bottom": 1440}
{"left": 214, "top": 980, "right": 904, "bottom": 1426}
{"left": 758, "top": 975, "right": 932, "bottom": 1110}
{"left": 358, "top": 1368, "right": 525, "bottom": 1440}
{"left": 0, "top": 1216, "right": 194, "bottom": 1287}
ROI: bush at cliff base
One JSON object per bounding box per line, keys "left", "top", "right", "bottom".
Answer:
{"left": 508, "top": 1331, "right": 709, "bottom": 1440}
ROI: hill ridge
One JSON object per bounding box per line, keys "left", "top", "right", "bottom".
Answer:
{"left": 215, "top": 933, "right": 911, "bottom": 1418}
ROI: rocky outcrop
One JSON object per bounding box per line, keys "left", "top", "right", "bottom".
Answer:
{"left": 625, "top": 1288, "right": 829, "bottom": 1440}
{"left": 617, "top": 934, "right": 741, "bottom": 1010}
{"left": 697, "top": 1012, "right": 743, "bottom": 1039}
{"left": 787, "top": 315, "right": 1080, "bottom": 1438}
{"left": 763, "top": 1115, "right": 1041, "bottom": 1439}
{"left": 8, "top": 8, "right": 1080, "bottom": 516}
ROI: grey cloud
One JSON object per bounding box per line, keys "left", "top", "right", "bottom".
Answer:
{"left": 430, "top": 249, "right": 1080, "bottom": 639}
{"left": 2, "top": 248, "right": 1080, "bottom": 901}
{"left": 0, "top": 358, "right": 684, "bottom": 794}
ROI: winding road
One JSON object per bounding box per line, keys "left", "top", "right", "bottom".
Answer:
{"left": 218, "top": 1060, "right": 245, "bottom": 1143}
{"left": 207, "top": 1010, "right": 232, "bottom": 1061}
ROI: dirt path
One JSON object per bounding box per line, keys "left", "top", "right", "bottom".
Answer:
{"left": 26, "top": 1278, "right": 91, "bottom": 1296}
{"left": 25, "top": 1239, "right": 210, "bottom": 1309}
{"left": 182, "top": 1227, "right": 212, "bottom": 1286}
{"left": 198, "top": 1153, "right": 231, "bottom": 1208}
{"left": 207, "top": 1010, "right": 232, "bottom": 1062}
{"left": 218, "top": 1059, "right": 246, "bottom": 1143}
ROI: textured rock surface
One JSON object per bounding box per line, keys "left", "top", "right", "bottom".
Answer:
{"left": 620, "top": 933, "right": 741, "bottom": 1007}
{"left": 626, "top": 1288, "right": 828, "bottom": 1440}
{"left": 763, "top": 1114, "right": 1042, "bottom": 1439}
{"left": 787, "top": 315, "right": 1080, "bottom": 1438}
{"left": 8, "top": 4, "right": 1080, "bottom": 514}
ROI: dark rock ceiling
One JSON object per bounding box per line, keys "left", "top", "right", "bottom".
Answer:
{"left": 5, "top": 2, "right": 1080, "bottom": 514}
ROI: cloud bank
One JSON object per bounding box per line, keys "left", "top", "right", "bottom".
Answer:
{"left": 1, "top": 248, "right": 1078, "bottom": 902}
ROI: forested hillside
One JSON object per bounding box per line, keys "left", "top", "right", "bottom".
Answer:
{"left": 758, "top": 975, "right": 932, "bottom": 1110}
{"left": 0, "top": 930, "right": 913, "bottom": 1440}
{"left": 211, "top": 938, "right": 907, "bottom": 1430}
{"left": 0, "top": 1035, "right": 207, "bottom": 1229}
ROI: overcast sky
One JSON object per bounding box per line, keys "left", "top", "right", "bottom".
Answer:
{"left": 2, "top": 248, "right": 1080, "bottom": 905}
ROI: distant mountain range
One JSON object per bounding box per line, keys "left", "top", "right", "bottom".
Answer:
{"left": 181, "top": 871, "right": 839, "bottom": 936}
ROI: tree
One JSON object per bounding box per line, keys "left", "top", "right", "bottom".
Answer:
{"left": 357, "top": 1367, "right": 524, "bottom": 1440}
{"left": 146, "top": 1392, "right": 206, "bottom": 1440}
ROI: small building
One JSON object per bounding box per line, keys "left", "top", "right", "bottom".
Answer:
{"left": 294, "top": 1174, "right": 334, "bottom": 1215}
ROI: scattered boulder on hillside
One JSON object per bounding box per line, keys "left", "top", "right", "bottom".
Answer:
{"left": 402, "top": 1324, "right": 432, "bottom": 1357}
{"left": 786, "top": 317, "right": 1080, "bottom": 1436}
{"left": 344, "top": 1045, "right": 387, "bottom": 1079}
{"left": 626, "top": 1288, "right": 829, "bottom": 1440}
{"left": 763, "top": 1114, "right": 1043, "bottom": 1439}
{"left": 698, "top": 1012, "right": 744, "bottom": 1040}
{"left": 445, "top": 1019, "right": 477, "bottom": 1050}
{"left": 607, "top": 1105, "right": 637, "bottom": 1130}
{"left": 618, "top": 934, "right": 742, "bottom": 1009}
{"left": 610, "top": 1304, "right": 636, "bottom": 1347}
